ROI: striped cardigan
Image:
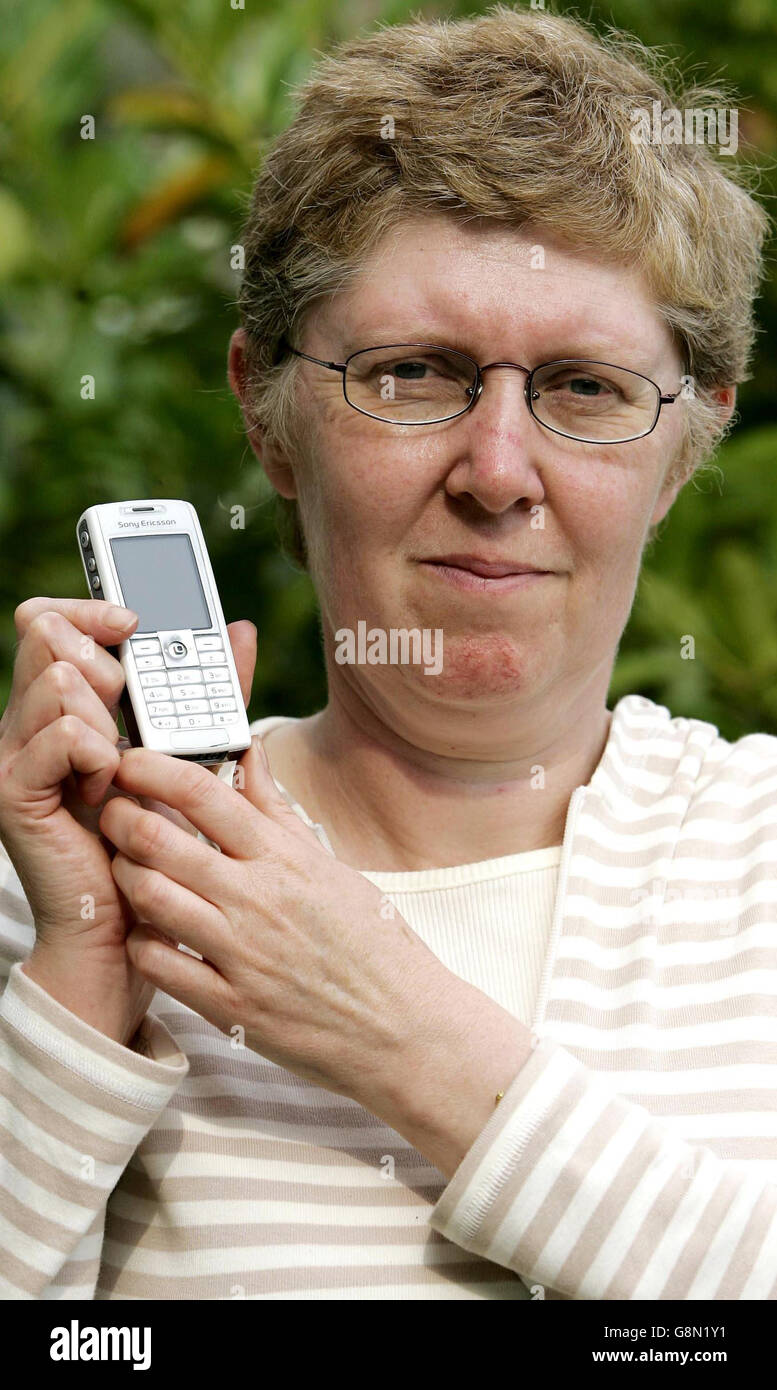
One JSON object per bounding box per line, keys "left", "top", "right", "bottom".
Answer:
{"left": 0, "top": 692, "right": 775, "bottom": 1299}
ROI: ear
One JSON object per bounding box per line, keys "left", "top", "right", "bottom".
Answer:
{"left": 227, "top": 328, "right": 299, "bottom": 500}
{"left": 713, "top": 383, "right": 737, "bottom": 429}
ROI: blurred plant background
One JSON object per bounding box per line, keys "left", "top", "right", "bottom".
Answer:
{"left": 1, "top": 0, "right": 776, "bottom": 740}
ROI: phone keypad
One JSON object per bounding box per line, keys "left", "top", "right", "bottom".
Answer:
{"left": 131, "top": 633, "right": 241, "bottom": 730}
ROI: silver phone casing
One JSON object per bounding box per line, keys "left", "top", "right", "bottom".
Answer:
{"left": 76, "top": 499, "right": 251, "bottom": 763}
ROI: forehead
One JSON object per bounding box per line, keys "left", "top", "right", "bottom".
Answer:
{"left": 317, "top": 215, "right": 673, "bottom": 360}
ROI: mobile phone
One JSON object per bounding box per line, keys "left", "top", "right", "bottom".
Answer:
{"left": 76, "top": 499, "right": 251, "bottom": 764}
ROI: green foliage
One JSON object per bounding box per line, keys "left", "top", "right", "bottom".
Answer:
{"left": 1, "top": 0, "right": 776, "bottom": 740}
{"left": 612, "top": 426, "right": 777, "bottom": 737}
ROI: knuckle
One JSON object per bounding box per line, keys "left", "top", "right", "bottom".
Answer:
{"left": 13, "top": 601, "right": 29, "bottom": 636}
{"left": 58, "top": 712, "right": 84, "bottom": 742}
{"left": 47, "top": 660, "right": 81, "bottom": 697}
{"left": 13, "top": 598, "right": 47, "bottom": 637}
{"left": 27, "top": 610, "right": 65, "bottom": 646}
{"left": 128, "top": 808, "right": 166, "bottom": 859}
{"left": 184, "top": 766, "right": 218, "bottom": 814}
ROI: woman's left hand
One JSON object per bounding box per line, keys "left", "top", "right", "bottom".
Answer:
{"left": 98, "top": 737, "right": 464, "bottom": 1111}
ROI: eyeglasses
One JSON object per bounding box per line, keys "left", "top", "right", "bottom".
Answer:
{"left": 279, "top": 338, "right": 682, "bottom": 444}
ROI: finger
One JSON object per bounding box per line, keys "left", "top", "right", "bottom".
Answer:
{"left": 100, "top": 795, "right": 230, "bottom": 906}
{"left": 226, "top": 620, "right": 257, "bottom": 709}
{"left": 109, "top": 747, "right": 271, "bottom": 856}
{"left": 12, "top": 661, "right": 121, "bottom": 753}
{"left": 125, "top": 919, "right": 231, "bottom": 1021}
{"left": 5, "top": 609, "right": 134, "bottom": 745}
{"left": 235, "top": 737, "right": 324, "bottom": 848}
{"left": 15, "top": 662, "right": 124, "bottom": 805}
{"left": 4, "top": 716, "right": 120, "bottom": 806}
{"left": 13, "top": 596, "right": 138, "bottom": 642}
{"left": 110, "top": 851, "right": 224, "bottom": 961}
{"left": 111, "top": 750, "right": 305, "bottom": 856}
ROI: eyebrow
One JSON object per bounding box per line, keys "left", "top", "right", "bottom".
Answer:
{"left": 339, "top": 327, "right": 668, "bottom": 372}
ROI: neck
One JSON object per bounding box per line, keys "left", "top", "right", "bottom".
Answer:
{"left": 272, "top": 673, "right": 614, "bottom": 872}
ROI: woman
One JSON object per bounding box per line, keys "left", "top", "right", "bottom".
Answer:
{"left": 1, "top": 6, "right": 775, "bottom": 1301}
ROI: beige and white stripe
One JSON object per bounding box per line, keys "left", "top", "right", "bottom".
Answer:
{"left": 1, "top": 693, "right": 775, "bottom": 1299}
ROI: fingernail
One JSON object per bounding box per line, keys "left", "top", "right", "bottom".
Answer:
{"left": 105, "top": 606, "right": 137, "bottom": 631}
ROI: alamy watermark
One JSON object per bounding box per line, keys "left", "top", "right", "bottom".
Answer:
{"left": 335, "top": 621, "right": 443, "bottom": 675}
{"left": 50, "top": 1321, "right": 150, "bottom": 1370}
{"left": 630, "top": 101, "right": 738, "bottom": 156}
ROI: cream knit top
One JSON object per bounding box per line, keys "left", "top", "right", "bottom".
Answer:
{"left": 1, "top": 694, "right": 775, "bottom": 1300}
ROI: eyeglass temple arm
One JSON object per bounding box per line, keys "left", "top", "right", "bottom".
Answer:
{"left": 282, "top": 342, "right": 346, "bottom": 374}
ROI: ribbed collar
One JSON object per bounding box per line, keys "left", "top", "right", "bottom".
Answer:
{"left": 247, "top": 693, "right": 722, "bottom": 867}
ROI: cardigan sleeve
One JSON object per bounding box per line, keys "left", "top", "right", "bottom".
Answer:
{"left": 0, "top": 838, "right": 190, "bottom": 1299}
{"left": 429, "top": 1036, "right": 777, "bottom": 1300}
{"left": 0, "top": 960, "right": 190, "bottom": 1299}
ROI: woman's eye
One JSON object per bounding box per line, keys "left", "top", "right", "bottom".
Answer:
{"left": 542, "top": 373, "right": 625, "bottom": 403}
{"left": 570, "top": 377, "right": 605, "bottom": 395}
{"left": 380, "top": 357, "right": 453, "bottom": 379}
{"left": 556, "top": 376, "right": 610, "bottom": 396}
{"left": 392, "top": 360, "right": 431, "bottom": 379}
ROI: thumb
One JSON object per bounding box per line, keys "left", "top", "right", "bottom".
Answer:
{"left": 226, "top": 620, "right": 257, "bottom": 709}
{"left": 236, "top": 736, "right": 323, "bottom": 847}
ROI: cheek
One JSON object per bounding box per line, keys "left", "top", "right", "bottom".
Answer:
{"left": 299, "top": 433, "right": 426, "bottom": 570}
{"left": 558, "top": 452, "right": 661, "bottom": 563}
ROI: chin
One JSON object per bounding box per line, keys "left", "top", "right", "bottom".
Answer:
{"left": 394, "top": 634, "right": 543, "bottom": 703}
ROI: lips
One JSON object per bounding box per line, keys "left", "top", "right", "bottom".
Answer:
{"left": 424, "top": 554, "right": 549, "bottom": 577}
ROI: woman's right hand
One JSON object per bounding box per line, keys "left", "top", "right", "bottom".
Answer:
{"left": 0, "top": 597, "right": 256, "bottom": 1048}
{"left": 0, "top": 597, "right": 166, "bottom": 1045}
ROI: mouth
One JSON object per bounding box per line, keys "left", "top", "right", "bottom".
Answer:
{"left": 418, "top": 554, "right": 554, "bottom": 593}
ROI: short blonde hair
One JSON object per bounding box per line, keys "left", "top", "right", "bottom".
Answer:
{"left": 235, "top": 3, "right": 770, "bottom": 568}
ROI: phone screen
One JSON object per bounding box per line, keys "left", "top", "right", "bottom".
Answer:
{"left": 109, "top": 534, "right": 212, "bottom": 634}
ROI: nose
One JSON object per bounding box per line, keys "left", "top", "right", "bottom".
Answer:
{"left": 445, "top": 363, "right": 546, "bottom": 515}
